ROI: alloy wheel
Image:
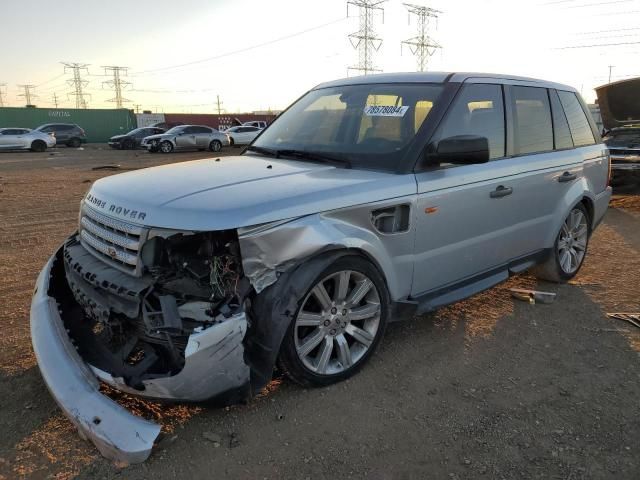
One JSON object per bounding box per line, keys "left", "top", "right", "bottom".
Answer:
{"left": 557, "top": 208, "right": 588, "bottom": 274}
{"left": 294, "top": 270, "right": 381, "bottom": 375}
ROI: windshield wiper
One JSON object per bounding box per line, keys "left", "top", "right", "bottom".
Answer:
{"left": 274, "top": 149, "right": 352, "bottom": 169}
{"left": 245, "top": 146, "right": 352, "bottom": 168}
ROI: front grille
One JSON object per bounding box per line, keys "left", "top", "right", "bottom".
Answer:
{"left": 79, "top": 204, "right": 148, "bottom": 276}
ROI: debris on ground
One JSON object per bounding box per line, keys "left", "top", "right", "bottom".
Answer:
{"left": 607, "top": 313, "right": 640, "bottom": 329}
{"left": 202, "top": 432, "right": 221, "bottom": 447}
{"left": 91, "top": 164, "right": 122, "bottom": 171}
{"left": 509, "top": 288, "right": 557, "bottom": 304}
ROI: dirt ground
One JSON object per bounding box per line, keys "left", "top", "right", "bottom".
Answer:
{"left": 0, "top": 146, "right": 639, "bottom": 480}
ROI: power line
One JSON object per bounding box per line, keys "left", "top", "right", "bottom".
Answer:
{"left": 62, "top": 62, "right": 91, "bottom": 109}
{"left": 566, "top": 0, "right": 634, "bottom": 8}
{"left": 557, "top": 40, "right": 640, "bottom": 48}
{"left": 134, "top": 17, "right": 347, "bottom": 76}
{"left": 36, "top": 73, "right": 66, "bottom": 88}
{"left": 347, "top": 0, "right": 386, "bottom": 75}
{"left": 17, "top": 84, "right": 37, "bottom": 106}
{"left": 102, "top": 66, "right": 132, "bottom": 108}
{"left": 401, "top": 3, "right": 442, "bottom": 72}
{"left": 576, "top": 26, "right": 640, "bottom": 34}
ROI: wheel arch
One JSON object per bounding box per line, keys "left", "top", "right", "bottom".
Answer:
{"left": 544, "top": 179, "right": 597, "bottom": 247}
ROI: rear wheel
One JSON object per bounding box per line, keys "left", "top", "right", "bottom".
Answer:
{"left": 209, "top": 140, "right": 222, "bottom": 152}
{"left": 159, "top": 141, "right": 174, "bottom": 154}
{"left": 67, "top": 137, "right": 81, "bottom": 148}
{"left": 30, "top": 140, "right": 46, "bottom": 152}
{"left": 278, "top": 256, "right": 388, "bottom": 387}
{"left": 533, "top": 203, "right": 590, "bottom": 282}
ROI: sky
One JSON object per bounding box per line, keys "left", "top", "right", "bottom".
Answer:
{"left": 1, "top": 0, "right": 640, "bottom": 113}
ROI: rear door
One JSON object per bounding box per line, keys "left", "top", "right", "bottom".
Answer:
{"left": 194, "top": 126, "right": 214, "bottom": 147}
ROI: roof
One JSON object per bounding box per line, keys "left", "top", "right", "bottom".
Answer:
{"left": 315, "top": 71, "right": 575, "bottom": 92}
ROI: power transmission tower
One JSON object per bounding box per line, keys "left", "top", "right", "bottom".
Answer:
{"left": 52, "top": 92, "right": 59, "bottom": 108}
{"left": 0, "top": 83, "right": 6, "bottom": 107}
{"left": 347, "top": 0, "right": 386, "bottom": 75}
{"left": 62, "top": 62, "right": 91, "bottom": 109}
{"left": 102, "top": 66, "right": 132, "bottom": 108}
{"left": 17, "top": 84, "right": 38, "bottom": 106}
{"left": 401, "top": 3, "right": 442, "bottom": 72}
{"left": 215, "top": 95, "right": 224, "bottom": 115}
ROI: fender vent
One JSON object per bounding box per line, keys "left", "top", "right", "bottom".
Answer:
{"left": 371, "top": 205, "right": 410, "bottom": 234}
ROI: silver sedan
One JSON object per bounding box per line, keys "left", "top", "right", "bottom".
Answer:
{"left": 141, "top": 125, "right": 230, "bottom": 153}
{"left": 0, "top": 128, "right": 56, "bottom": 152}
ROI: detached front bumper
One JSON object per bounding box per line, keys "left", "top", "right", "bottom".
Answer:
{"left": 30, "top": 254, "right": 161, "bottom": 464}
{"left": 31, "top": 249, "right": 251, "bottom": 463}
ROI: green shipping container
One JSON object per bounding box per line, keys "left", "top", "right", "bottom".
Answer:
{"left": 0, "top": 107, "right": 137, "bottom": 143}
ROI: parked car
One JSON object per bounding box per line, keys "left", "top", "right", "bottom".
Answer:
{"left": 141, "top": 124, "right": 230, "bottom": 153}
{"left": 596, "top": 77, "right": 640, "bottom": 186}
{"left": 108, "top": 127, "right": 166, "bottom": 150}
{"left": 34, "top": 123, "right": 86, "bottom": 148}
{"left": 225, "top": 125, "right": 263, "bottom": 145}
{"left": 30, "top": 72, "right": 611, "bottom": 463}
{"left": 0, "top": 127, "right": 56, "bottom": 152}
{"left": 243, "top": 120, "right": 268, "bottom": 129}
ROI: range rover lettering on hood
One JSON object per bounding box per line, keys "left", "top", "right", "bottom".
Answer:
{"left": 85, "top": 193, "right": 147, "bottom": 221}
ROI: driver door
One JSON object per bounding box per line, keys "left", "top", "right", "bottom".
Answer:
{"left": 175, "top": 127, "right": 197, "bottom": 149}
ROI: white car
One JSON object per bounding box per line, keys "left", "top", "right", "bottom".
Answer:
{"left": 0, "top": 128, "right": 56, "bottom": 152}
{"left": 225, "top": 125, "right": 263, "bottom": 145}
{"left": 243, "top": 120, "right": 267, "bottom": 129}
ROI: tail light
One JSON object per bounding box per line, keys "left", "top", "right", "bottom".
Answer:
{"left": 80, "top": 128, "right": 86, "bottom": 136}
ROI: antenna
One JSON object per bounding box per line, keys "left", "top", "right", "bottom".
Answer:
{"left": 102, "top": 66, "right": 132, "bottom": 108}
{"left": 17, "top": 84, "right": 38, "bottom": 106}
{"left": 347, "top": 0, "right": 386, "bottom": 75}
{"left": 62, "top": 62, "right": 91, "bottom": 108}
{"left": 401, "top": 3, "right": 442, "bottom": 72}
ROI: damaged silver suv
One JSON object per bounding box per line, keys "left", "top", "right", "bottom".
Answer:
{"left": 31, "top": 72, "right": 611, "bottom": 463}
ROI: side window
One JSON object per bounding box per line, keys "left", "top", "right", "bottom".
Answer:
{"left": 183, "top": 126, "right": 196, "bottom": 134}
{"left": 437, "top": 84, "right": 505, "bottom": 159}
{"left": 510, "top": 86, "right": 553, "bottom": 155}
{"left": 557, "top": 91, "right": 595, "bottom": 147}
{"left": 549, "top": 90, "right": 573, "bottom": 150}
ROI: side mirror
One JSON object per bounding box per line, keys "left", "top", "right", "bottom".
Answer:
{"left": 427, "top": 135, "right": 490, "bottom": 165}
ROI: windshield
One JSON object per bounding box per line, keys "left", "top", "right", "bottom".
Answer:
{"left": 165, "top": 126, "right": 185, "bottom": 134}
{"left": 251, "top": 83, "right": 443, "bottom": 170}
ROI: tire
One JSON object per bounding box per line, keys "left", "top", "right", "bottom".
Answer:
{"left": 159, "top": 140, "right": 174, "bottom": 154}
{"left": 278, "top": 256, "right": 389, "bottom": 387}
{"left": 533, "top": 203, "right": 590, "bottom": 283}
{"left": 30, "top": 140, "right": 46, "bottom": 152}
{"left": 209, "top": 140, "right": 222, "bottom": 152}
{"left": 122, "top": 138, "right": 135, "bottom": 150}
{"left": 67, "top": 137, "right": 81, "bottom": 148}
{"left": 149, "top": 146, "right": 159, "bottom": 153}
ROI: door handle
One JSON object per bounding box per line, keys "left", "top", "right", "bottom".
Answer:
{"left": 558, "top": 171, "right": 577, "bottom": 183}
{"left": 490, "top": 185, "right": 513, "bottom": 198}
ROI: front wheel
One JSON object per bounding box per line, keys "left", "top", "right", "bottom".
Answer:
{"left": 209, "top": 140, "right": 222, "bottom": 152}
{"left": 278, "top": 256, "right": 388, "bottom": 387}
{"left": 30, "top": 140, "right": 46, "bottom": 152}
{"left": 67, "top": 137, "right": 81, "bottom": 148}
{"left": 533, "top": 203, "right": 590, "bottom": 282}
{"left": 159, "top": 140, "right": 174, "bottom": 154}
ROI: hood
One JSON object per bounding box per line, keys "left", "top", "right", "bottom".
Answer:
{"left": 84, "top": 154, "right": 416, "bottom": 230}
{"left": 595, "top": 77, "right": 640, "bottom": 130}
{"left": 109, "top": 135, "right": 125, "bottom": 141}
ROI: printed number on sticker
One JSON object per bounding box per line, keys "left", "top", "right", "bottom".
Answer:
{"left": 363, "top": 105, "right": 409, "bottom": 117}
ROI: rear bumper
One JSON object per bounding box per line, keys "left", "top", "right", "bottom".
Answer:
{"left": 30, "top": 254, "right": 160, "bottom": 464}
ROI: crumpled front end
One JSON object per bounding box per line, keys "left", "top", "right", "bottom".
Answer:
{"left": 30, "top": 227, "right": 253, "bottom": 463}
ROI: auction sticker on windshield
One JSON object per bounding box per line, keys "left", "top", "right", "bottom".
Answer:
{"left": 363, "top": 105, "right": 409, "bottom": 117}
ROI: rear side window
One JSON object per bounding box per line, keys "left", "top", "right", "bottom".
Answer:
{"left": 557, "top": 91, "right": 595, "bottom": 147}
{"left": 437, "top": 84, "right": 505, "bottom": 159}
{"left": 510, "top": 86, "right": 553, "bottom": 155}
{"left": 549, "top": 90, "right": 573, "bottom": 150}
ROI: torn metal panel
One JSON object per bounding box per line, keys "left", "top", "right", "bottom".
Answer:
{"left": 30, "top": 253, "right": 161, "bottom": 465}
{"left": 92, "top": 310, "right": 250, "bottom": 401}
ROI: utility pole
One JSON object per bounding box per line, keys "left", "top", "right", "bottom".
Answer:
{"left": 52, "top": 92, "right": 59, "bottom": 108}
{"left": 0, "top": 83, "right": 6, "bottom": 107}
{"left": 347, "top": 0, "right": 386, "bottom": 75}
{"left": 215, "top": 95, "right": 224, "bottom": 115}
{"left": 134, "top": 104, "right": 142, "bottom": 114}
{"left": 62, "top": 62, "right": 91, "bottom": 109}
{"left": 401, "top": 3, "right": 442, "bottom": 72}
{"left": 102, "top": 66, "right": 132, "bottom": 108}
{"left": 608, "top": 65, "right": 614, "bottom": 83}
{"left": 17, "top": 84, "right": 37, "bottom": 106}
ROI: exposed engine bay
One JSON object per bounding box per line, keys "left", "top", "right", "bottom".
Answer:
{"left": 62, "top": 230, "right": 251, "bottom": 391}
